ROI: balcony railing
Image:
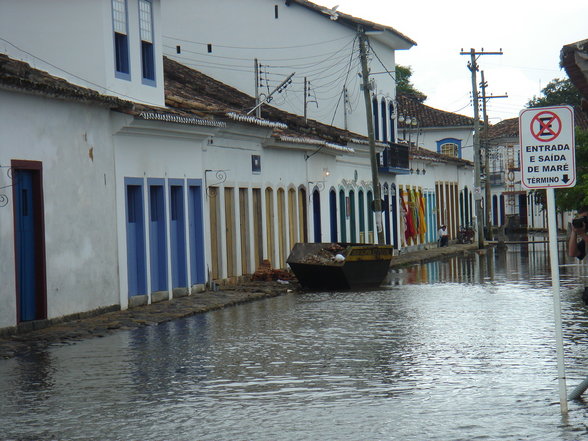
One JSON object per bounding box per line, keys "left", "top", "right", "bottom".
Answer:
{"left": 378, "top": 143, "right": 410, "bottom": 173}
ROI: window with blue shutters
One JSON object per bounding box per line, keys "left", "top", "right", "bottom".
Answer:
{"left": 139, "top": 0, "right": 155, "bottom": 85}
{"left": 112, "top": 0, "right": 130, "bottom": 79}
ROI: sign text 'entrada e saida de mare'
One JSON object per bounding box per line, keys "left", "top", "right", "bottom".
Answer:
{"left": 519, "top": 105, "right": 575, "bottom": 189}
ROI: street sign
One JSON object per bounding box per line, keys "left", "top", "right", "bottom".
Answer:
{"left": 519, "top": 105, "right": 575, "bottom": 189}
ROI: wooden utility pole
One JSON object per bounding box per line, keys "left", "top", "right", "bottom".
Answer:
{"left": 460, "top": 48, "right": 502, "bottom": 249}
{"left": 304, "top": 77, "right": 308, "bottom": 123}
{"left": 254, "top": 58, "right": 261, "bottom": 118}
{"left": 358, "top": 29, "right": 385, "bottom": 244}
{"left": 479, "top": 70, "right": 508, "bottom": 241}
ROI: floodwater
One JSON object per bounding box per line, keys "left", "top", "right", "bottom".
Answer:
{"left": 4, "top": 241, "right": 588, "bottom": 440}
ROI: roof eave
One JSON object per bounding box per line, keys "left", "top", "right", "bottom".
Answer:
{"left": 289, "top": 0, "right": 416, "bottom": 48}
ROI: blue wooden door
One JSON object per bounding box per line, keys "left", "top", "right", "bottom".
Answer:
{"left": 15, "top": 170, "right": 37, "bottom": 321}
{"left": 312, "top": 189, "right": 321, "bottom": 243}
{"left": 349, "top": 190, "right": 356, "bottom": 243}
{"left": 329, "top": 190, "right": 337, "bottom": 242}
{"left": 149, "top": 184, "right": 167, "bottom": 292}
{"left": 125, "top": 183, "right": 147, "bottom": 296}
{"left": 189, "top": 183, "right": 205, "bottom": 285}
{"left": 170, "top": 184, "right": 187, "bottom": 288}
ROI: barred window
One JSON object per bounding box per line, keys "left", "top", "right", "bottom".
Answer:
{"left": 441, "top": 142, "right": 458, "bottom": 157}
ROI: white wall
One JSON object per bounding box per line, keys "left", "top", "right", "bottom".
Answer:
{"left": 0, "top": 91, "right": 120, "bottom": 328}
{"left": 162, "top": 0, "right": 404, "bottom": 136}
{"left": 0, "top": 0, "right": 165, "bottom": 106}
{"left": 401, "top": 127, "right": 475, "bottom": 162}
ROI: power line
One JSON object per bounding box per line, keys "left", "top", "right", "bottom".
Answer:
{"left": 0, "top": 36, "right": 163, "bottom": 106}
{"left": 163, "top": 34, "right": 352, "bottom": 51}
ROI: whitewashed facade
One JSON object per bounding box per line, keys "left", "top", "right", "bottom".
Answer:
{"left": 0, "top": 0, "right": 482, "bottom": 333}
{"left": 0, "top": 85, "right": 123, "bottom": 328}
{"left": 0, "top": 0, "right": 165, "bottom": 106}
{"left": 162, "top": 0, "right": 414, "bottom": 137}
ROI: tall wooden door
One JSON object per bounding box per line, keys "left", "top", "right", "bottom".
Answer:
{"left": 225, "top": 187, "right": 235, "bottom": 277}
{"left": 169, "top": 182, "right": 187, "bottom": 288}
{"left": 252, "top": 189, "right": 263, "bottom": 268}
{"left": 149, "top": 182, "right": 167, "bottom": 292}
{"left": 312, "top": 188, "right": 321, "bottom": 243}
{"left": 329, "top": 189, "right": 337, "bottom": 242}
{"left": 188, "top": 182, "right": 205, "bottom": 285}
{"left": 239, "top": 188, "right": 250, "bottom": 275}
{"left": 125, "top": 179, "right": 147, "bottom": 297}
{"left": 13, "top": 163, "right": 47, "bottom": 322}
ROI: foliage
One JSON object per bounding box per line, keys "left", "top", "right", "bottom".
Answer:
{"left": 527, "top": 78, "right": 581, "bottom": 108}
{"left": 555, "top": 127, "right": 588, "bottom": 211}
{"left": 525, "top": 76, "right": 586, "bottom": 213}
{"left": 395, "top": 65, "right": 427, "bottom": 102}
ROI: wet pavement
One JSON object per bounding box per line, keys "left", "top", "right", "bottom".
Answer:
{"left": 0, "top": 243, "right": 477, "bottom": 360}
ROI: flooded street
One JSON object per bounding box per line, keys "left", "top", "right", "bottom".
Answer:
{"left": 5, "top": 242, "right": 588, "bottom": 440}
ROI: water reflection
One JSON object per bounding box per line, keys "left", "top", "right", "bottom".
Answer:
{"left": 4, "top": 243, "right": 588, "bottom": 440}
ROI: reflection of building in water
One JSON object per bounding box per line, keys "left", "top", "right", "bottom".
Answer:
{"left": 388, "top": 242, "right": 580, "bottom": 286}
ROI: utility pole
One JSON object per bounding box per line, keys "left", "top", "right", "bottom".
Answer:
{"left": 358, "top": 29, "right": 385, "bottom": 244}
{"left": 304, "top": 77, "right": 308, "bottom": 123}
{"left": 460, "top": 48, "right": 502, "bottom": 249}
{"left": 343, "top": 86, "right": 349, "bottom": 131}
{"left": 479, "top": 70, "right": 508, "bottom": 241}
{"left": 254, "top": 58, "right": 261, "bottom": 118}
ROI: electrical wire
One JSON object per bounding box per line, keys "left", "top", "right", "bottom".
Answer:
{"left": 163, "top": 34, "right": 353, "bottom": 51}
{"left": 0, "top": 36, "right": 164, "bottom": 106}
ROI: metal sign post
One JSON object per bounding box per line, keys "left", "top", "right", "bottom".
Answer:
{"left": 520, "top": 105, "right": 575, "bottom": 414}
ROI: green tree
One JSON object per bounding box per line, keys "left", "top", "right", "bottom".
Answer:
{"left": 527, "top": 78, "right": 581, "bottom": 108}
{"left": 524, "top": 76, "right": 586, "bottom": 213}
{"left": 556, "top": 127, "right": 588, "bottom": 211}
{"left": 396, "top": 65, "right": 427, "bottom": 102}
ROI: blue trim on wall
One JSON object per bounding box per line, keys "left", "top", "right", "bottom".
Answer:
{"left": 436, "top": 138, "right": 463, "bottom": 159}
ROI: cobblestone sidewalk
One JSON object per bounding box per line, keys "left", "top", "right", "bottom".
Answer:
{"left": 0, "top": 243, "right": 478, "bottom": 360}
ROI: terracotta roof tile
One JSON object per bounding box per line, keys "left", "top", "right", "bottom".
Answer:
{"left": 487, "top": 111, "right": 588, "bottom": 142}
{"left": 397, "top": 93, "right": 475, "bottom": 128}
{"left": 0, "top": 54, "right": 132, "bottom": 110}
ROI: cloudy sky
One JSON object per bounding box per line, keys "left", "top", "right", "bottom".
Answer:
{"left": 332, "top": 0, "right": 587, "bottom": 123}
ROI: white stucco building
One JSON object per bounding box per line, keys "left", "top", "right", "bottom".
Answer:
{"left": 0, "top": 0, "right": 478, "bottom": 334}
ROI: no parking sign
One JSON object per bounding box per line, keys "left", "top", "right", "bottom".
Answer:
{"left": 519, "top": 105, "right": 575, "bottom": 189}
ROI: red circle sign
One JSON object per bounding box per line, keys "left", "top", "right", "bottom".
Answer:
{"left": 530, "top": 111, "right": 562, "bottom": 142}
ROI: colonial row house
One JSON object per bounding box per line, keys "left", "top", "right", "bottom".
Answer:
{"left": 0, "top": 0, "right": 474, "bottom": 333}
{"left": 486, "top": 113, "right": 588, "bottom": 232}
{"left": 395, "top": 93, "right": 475, "bottom": 246}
